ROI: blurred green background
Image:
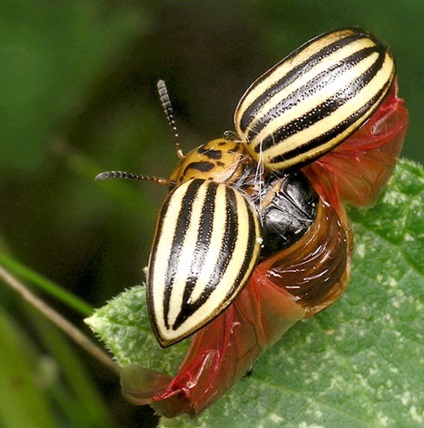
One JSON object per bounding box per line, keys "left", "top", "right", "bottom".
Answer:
{"left": 0, "top": 1, "right": 422, "bottom": 427}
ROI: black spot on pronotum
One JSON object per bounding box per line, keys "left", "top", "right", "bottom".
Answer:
{"left": 184, "top": 162, "right": 215, "bottom": 173}
{"left": 228, "top": 146, "right": 242, "bottom": 153}
{"left": 197, "top": 147, "right": 223, "bottom": 159}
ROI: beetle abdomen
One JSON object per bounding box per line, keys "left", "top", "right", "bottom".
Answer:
{"left": 259, "top": 172, "right": 319, "bottom": 257}
{"left": 147, "top": 178, "right": 262, "bottom": 347}
{"left": 234, "top": 28, "right": 395, "bottom": 170}
{"left": 258, "top": 187, "right": 352, "bottom": 317}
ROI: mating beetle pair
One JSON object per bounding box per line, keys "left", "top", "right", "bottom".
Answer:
{"left": 97, "top": 28, "right": 397, "bottom": 349}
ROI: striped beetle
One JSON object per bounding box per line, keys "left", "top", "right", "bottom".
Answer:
{"left": 235, "top": 28, "right": 395, "bottom": 170}
{"left": 97, "top": 27, "right": 396, "bottom": 348}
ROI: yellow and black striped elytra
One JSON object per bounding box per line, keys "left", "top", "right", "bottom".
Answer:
{"left": 234, "top": 28, "right": 396, "bottom": 170}
{"left": 147, "top": 178, "right": 262, "bottom": 347}
{"left": 96, "top": 27, "right": 397, "bottom": 348}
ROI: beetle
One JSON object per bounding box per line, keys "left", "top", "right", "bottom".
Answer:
{"left": 96, "top": 27, "right": 408, "bottom": 417}
{"left": 118, "top": 75, "right": 409, "bottom": 415}
{"left": 234, "top": 28, "right": 396, "bottom": 170}
{"left": 97, "top": 27, "right": 398, "bottom": 349}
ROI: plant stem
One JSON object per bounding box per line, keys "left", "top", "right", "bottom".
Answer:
{"left": 0, "top": 265, "right": 119, "bottom": 375}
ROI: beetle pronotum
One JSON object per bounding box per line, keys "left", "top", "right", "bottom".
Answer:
{"left": 97, "top": 27, "right": 396, "bottom": 348}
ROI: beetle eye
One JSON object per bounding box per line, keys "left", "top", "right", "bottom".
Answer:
{"left": 259, "top": 172, "right": 318, "bottom": 257}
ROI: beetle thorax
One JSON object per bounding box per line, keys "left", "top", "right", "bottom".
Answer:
{"left": 169, "top": 138, "right": 257, "bottom": 190}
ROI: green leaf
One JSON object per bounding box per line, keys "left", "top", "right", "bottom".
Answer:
{"left": 86, "top": 285, "right": 190, "bottom": 375}
{"left": 0, "top": 0, "right": 144, "bottom": 172}
{"left": 0, "top": 252, "right": 92, "bottom": 316}
{"left": 31, "top": 311, "right": 114, "bottom": 428}
{"left": 87, "top": 159, "right": 424, "bottom": 428}
{"left": 0, "top": 310, "right": 56, "bottom": 428}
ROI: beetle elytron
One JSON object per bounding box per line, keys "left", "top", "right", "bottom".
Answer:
{"left": 97, "top": 27, "right": 399, "bottom": 350}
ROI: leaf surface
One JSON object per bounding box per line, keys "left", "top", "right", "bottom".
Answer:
{"left": 87, "top": 159, "right": 424, "bottom": 428}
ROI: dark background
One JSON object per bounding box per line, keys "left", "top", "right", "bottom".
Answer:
{"left": 0, "top": 1, "right": 422, "bottom": 427}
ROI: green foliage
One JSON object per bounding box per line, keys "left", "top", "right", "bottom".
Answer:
{"left": 86, "top": 286, "right": 189, "bottom": 373}
{"left": 0, "top": 311, "right": 56, "bottom": 428}
{"left": 0, "top": 305, "right": 113, "bottom": 428}
{"left": 88, "top": 160, "right": 424, "bottom": 427}
{"left": 0, "top": 1, "right": 423, "bottom": 427}
{"left": 0, "top": 0, "right": 144, "bottom": 172}
{"left": 0, "top": 253, "right": 92, "bottom": 315}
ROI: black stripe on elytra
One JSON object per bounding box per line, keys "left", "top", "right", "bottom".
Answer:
{"left": 254, "top": 44, "right": 387, "bottom": 154}
{"left": 162, "top": 179, "right": 202, "bottom": 329}
{"left": 174, "top": 182, "right": 217, "bottom": 328}
{"left": 269, "top": 80, "right": 390, "bottom": 168}
{"left": 172, "top": 185, "right": 240, "bottom": 330}
{"left": 224, "top": 194, "right": 258, "bottom": 300}
{"left": 239, "top": 30, "right": 369, "bottom": 132}
{"left": 147, "top": 181, "right": 174, "bottom": 326}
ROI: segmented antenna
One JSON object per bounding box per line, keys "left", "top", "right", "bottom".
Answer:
{"left": 157, "top": 80, "right": 185, "bottom": 160}
{"left": 95, "top": 171, "right": 169, "bottom": 185}
{"left": 95, "top": 80, "right": 185, "bottom": 186}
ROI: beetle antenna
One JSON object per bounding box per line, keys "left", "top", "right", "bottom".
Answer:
{"left": 95, "top": 170, "right": 169, "bottom": 186}
{"left": 157, "top": 79, "right": 185, "bottom": 160}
